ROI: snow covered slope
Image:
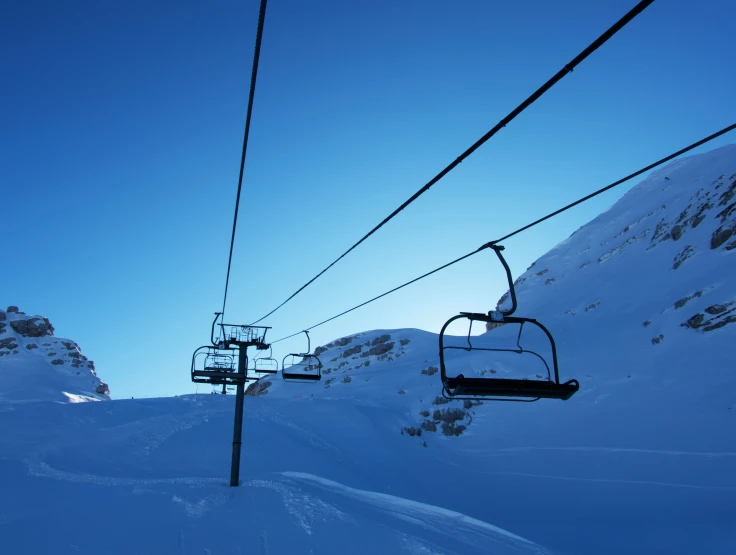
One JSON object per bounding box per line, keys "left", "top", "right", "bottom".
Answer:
{"left": 0, "top": 306, "right": 109, "bottom": 404}
{"left": 1, "top": 146, "right": 735, "bottom": 555}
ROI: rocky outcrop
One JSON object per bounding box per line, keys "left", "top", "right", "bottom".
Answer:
{"left": 10, "top": 317, "right": 54, "bottom": 338}
{"left": 1, "top": 306, "right": 109, "bottom": 401}
{"left": 1, "top": 336, "right": 19, "bottom": 350}
{"left": 360, "top": 342, "right": 394, "bottom": 358}
{"left": 245, "top": 380, "right": 272, "bottom": 396}
{"left": 681, "top": 301, "right": 736, "bottom": 332}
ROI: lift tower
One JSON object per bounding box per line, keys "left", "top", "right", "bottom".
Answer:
{"left": 191, "top": 312, "right": 270, "bottom": 486}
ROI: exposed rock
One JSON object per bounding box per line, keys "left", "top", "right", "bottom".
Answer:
{"left": 441, "top": 423, "right": 466, "bottom": 437}
{"left": 584, "top": 301, "right": 601, "bottom": 312}
{"left": 7, "top": 306, "right": 19, "bottom": 313}
{"left": 0, "top": 337, "right": 19, "bottom": 350}
{"left": 421, "top": 366, "right": 438, "bottom": 376}
{"left": 95, "top": 382, "right": 110, "bottom": 395}
{"left": 403, "top": 427, "right": 422, "bottom": 437}
{"left": 420, "top": 420, "right": 437, "bottom": 433}
{"left": 0, "top": 311, "right": 5, "bottom": 322}
{"left": 536, "top": 269, "right": 548, "bottom": 276}
{"left": 314, "top": 346, "right": 328, "bottom": 356}
{"left": 651, "top": 218, "right": 670, "bottom": 243}
{"left": 711, "top": 225, "right": 734, "bottom": 249}
{"left": 673, "top": 245, "right": 695, "bottom": 270}
{"left": 705, "top": 304, "right": 728, "bottom": 315}
{"left": 245, "top": 380, "right": 272, "bottom": 396}
{"left": 683, "top": 314, "right": 705, "bottom": 329}
{"left": 419, "top": 410, "right": 430, "bottom": 418}
{"left": 463, "top": 400, "right": 474, "bottom": 409}
{"left": 545, "top": 278, "right": 556, "bottom": 285}
{"left": 642, "top": 321, "right": 651, "bottom": 327}
{"left": 651, "top": 334, "right": 664, "bottom": 345}
{"left": 371, "top": 334, "right": 391, "bottom": 346}
{"left": 397, "top": 390, "right": 405, "bottom": 395}
{"left": 342, "top": 376, "right": 352, "bottom": 384}
{"left": 432, "top": 408, "right": 466, "bottom": 424}
{"left": 342, "top": 345, "right": 362, "bottom": 358}
{"left": 50, "top": 359, "right": 64, "bottom": 365}
{"left": 328, "top": 336, "right": 355, "bottom": 348}
{"left": 0, "top": 323, "right": 6, "bottom": 334}
{"left": 400, "top": 339, "right": 410, "bottom": 346}
{"left": 671, "top": 225, "right": 683, "bottom": 240}
{"left": 26, "top": 343, "right": 38, "bottom": 350}
{"left": 431, "top": 396, "right": 451, "bottom": 406}
{"left": 360, "top": 342, "right": 395, "bottom": 358}
{"left": 9, "top": 317, "right": 54, "bottom": 338}
{"left": 703, "top": 315, "right": 736, "bottom": 332}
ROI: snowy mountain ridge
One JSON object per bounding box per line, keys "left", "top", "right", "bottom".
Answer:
{"left": 498, "top": 144, "right": 736, "bottom": 336}
{"left": 0, "top": 305, "right": 110, "bottom": 404}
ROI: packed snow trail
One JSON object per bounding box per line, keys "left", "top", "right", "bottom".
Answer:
{"left": 1, "top": 392, "right": 734, "bottom": 554}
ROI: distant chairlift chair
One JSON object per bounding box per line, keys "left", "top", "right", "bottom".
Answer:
{"left": 282, "top": 330, "right": 322, "bottom": 383}
{"left": 191, "top": 346, "right": 244, "bottom": 386}
{"left": 250, "top": 345, "right": 279, "bottom": 376}
{"left": 438, "top": 243, "right": 579, "bottom": 402}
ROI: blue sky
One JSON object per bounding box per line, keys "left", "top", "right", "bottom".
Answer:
{"left": 3, "top": 0, "right": 735, "bottom": 399}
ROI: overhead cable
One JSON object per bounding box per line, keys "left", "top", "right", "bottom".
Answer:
{"left": 221, "top": 0, "right": 269, "bottom": 320}
{"left": 249, "top": 0, "right": 656, "bottom": 326}
{"left": 270, "top": 122, "right": 735, "bottom": 344}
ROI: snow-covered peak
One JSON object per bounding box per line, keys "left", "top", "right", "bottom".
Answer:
{"left": 496, "top": 144, "right": 736, "bottom": 336}
{"left": 0, "top": 306, "right": 110, "bottom": 404}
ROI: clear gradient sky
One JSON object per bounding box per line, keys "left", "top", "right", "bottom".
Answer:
{"left": 3, "top": 0, "right": 735, "bottom": 399}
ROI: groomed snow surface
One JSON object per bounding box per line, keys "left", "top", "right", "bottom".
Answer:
{"left": 2, "top": 145, "right": 735, "bottom": 554}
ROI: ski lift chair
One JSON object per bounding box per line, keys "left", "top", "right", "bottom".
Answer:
{"left": 191, "top": 346, "right": 245, "bottom": 385}
{"left": 250, "top": 345, "right": 279, "bottom": 375}
{"left": 439, "top": 244, "right": 579, "bottom": 402}
{"left": 282, "top": 331, "right": 322, "bottom": 382}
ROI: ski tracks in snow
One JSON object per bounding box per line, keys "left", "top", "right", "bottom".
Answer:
{"left": 245, "top": 479, "right": 354, "bottom": 535}
{"left": 280, "top": 471, "right": 552, "bottom": 555}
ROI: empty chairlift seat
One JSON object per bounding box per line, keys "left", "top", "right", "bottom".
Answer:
{"left": 250, "top": 346, "right": 279, "bottom": 375}
{"left": 281, "top": 330, "right": 321, "bottom": 383}
{"left": 191, "top": 346, "right": 245, "bottom": 385}
{"left": 438, "top": 244, "right": 579, "bottom": 402}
